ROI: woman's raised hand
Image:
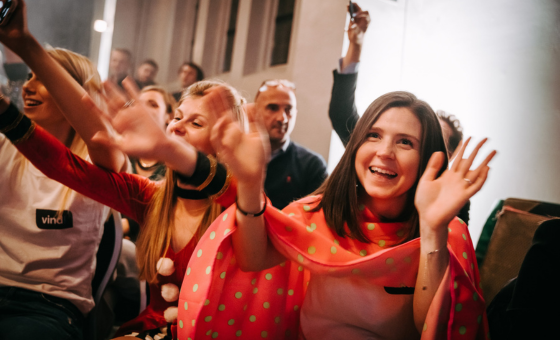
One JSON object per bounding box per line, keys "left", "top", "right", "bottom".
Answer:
{"left": 88, "top": 78, "right": 173, "bottom": 160}
{"left": 0, "top": 0, "right": 31, "bottom": 53}
{"left": 209, "top": 92, "right": 270, "bottom": 186}
{"left": 415, "top": 138, "right": 496, "bottom": 232}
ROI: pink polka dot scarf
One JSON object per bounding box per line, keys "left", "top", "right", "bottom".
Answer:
{"left": 177, "top": 196, "right": 489, "bottom": 339}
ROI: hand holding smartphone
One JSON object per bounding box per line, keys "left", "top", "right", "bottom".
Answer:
{"left": 0, "top": 0, "right": 17, "bottom": 26}
{"left": 348, "top": 1, "right": 356, "bottom": 21}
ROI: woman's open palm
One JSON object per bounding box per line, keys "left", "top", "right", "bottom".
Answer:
{"left": 210, "top": 103, "right": 270, "bottom": 185}
{"left": 415, "top": 138, "right": 496, "bottom": 231}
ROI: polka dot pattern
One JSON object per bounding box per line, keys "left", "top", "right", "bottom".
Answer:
{"left": 177, "top": 203, "right": 487, "bottom": 339}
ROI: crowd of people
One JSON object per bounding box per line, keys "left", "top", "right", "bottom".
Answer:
{"left": 0, "top": 1, "right": 549, "bottom": 340}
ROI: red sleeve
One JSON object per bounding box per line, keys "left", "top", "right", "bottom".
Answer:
{"left": 15, "top": 125, "right": 157, "bottom": 224}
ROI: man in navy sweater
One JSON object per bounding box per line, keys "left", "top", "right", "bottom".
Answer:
{"left": 255, "top": 80, "right": 327, "bottom": 209}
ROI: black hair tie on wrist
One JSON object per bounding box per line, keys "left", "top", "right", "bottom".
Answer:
{"left": 236, "top": 193, "right": 267, "bottom": 217}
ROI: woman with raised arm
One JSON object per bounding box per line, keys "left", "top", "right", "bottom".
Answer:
{"left": 0, "top": 1, "right": 126, "bottom": 173}
{"left": 178, "top": 91, "right": 495, "bottom": 339}
{"left": 0, "top": 47, "right": 111, "bottom": 340}
{"left": 0, "top": 3, "right": 242, "bottom": 339}
{"left": 2, "top": 77, "right": 244, "bottom": 340}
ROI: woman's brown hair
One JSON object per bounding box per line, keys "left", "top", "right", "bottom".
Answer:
{"left": 136, "top": 80, "right": 246, "bottom": 284}
{"left": 315, "top": 91, "right": 448, "bottom": 243}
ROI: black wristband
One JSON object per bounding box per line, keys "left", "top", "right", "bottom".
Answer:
{"left": 0, "top": 102, "right": 23, "bottom": 132}
{"left": 1, "top": 103, "right": 35, "bottom": 144}
{"left": 236, "top": 193, "right": 267, "bottom": 217}
{"left": 175, "top": 151, "right": 230, "bottom": 197}
{"left": 176, "top": 151, "right": 211, "bottom": 187}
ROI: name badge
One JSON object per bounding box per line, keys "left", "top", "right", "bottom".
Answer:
{"left": 36, "top": 209, "right": 73, "bottom": 229}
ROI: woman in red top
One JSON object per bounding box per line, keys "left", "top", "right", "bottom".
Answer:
{"left": 0, "top": 5, "right": 245, "bottom": 337}
{"left": 3, "top": 78, "right": 243, "bottom": 340}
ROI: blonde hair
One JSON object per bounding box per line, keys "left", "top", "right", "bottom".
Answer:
{"left": 180, "top": 79, "right": 247, "bottom": 129}
{"left": 46, "top": 48, "right": 104, "bottom": 158}
{"left": 137, "top": 80, "right": 246, "bottom": 284}
{"left": 47, "top": 48, "right": 105, "bottom": 211}
{"left": 12, "top": 48, "right": 104, "bottom": 211}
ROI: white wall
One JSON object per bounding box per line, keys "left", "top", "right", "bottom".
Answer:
{"left": 194, "top": 0, "right": 348, "bottom": 160}
{"left": 328, "top": 0, "right": 560, "bottom": 244}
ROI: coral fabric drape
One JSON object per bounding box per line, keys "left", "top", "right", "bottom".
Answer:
{"left": 177, "top": 196, "right": 489, "bottom": 339}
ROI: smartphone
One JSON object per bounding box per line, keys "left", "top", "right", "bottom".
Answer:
{"left": 348, "top": 1, "right": 356, "bottom": 21}
{"left": 0, "top": 0, "right": 16, "bottom": 26}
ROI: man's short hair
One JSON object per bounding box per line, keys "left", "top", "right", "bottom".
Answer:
{"left": 141, "top": 59, "right": 159, "bottom": 71}
{"left": 179, "top": 62, "right": 204, "bottom": 81}
{"left": 437, "top": 110, "right": 463, "bottom": 155}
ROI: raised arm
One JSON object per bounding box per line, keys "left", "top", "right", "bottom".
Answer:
{"left": 413, "top": 138, "right": 496, "bottom": 332}
{"left": 0, "top": 97, "right": 152, "bottom": 222}
{"left": 0, "top": 0, "right": 126, "bottom": 172}
{"left": 210, "top": 103, "right": 286, "bottom": 271}
{"left": 87, "top": 80, "right": 199, "bottom": 178}
{"left": 329, "top": 2, "right": 370, "bottom": 146}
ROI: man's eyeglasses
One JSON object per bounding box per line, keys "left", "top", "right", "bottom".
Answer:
{"left": 258, "top": 79, "right": 296, "bottom": 93}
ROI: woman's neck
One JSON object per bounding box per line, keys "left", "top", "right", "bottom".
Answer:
{"left": 176, "top": 196, "right": 211, "bottom": 216}
{"left": 138, "top": 158, "right": 159, "bottom": 167}
{"left": 171, "top": 197, "right": 211, "bottom": 252}
{"left": 362, "top": 192, "right": 410, "bottom": 222}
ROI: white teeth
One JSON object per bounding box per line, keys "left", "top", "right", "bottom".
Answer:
{"left": 369, "top": 167, "right": 397, "bottom": 176}
{"left": 25, "top": 99, "right": 42, "bottom": 106}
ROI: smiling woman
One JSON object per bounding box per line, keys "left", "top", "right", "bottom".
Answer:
{"left": 355, "top": 108, "right": 423, "bottom": 226}
{"left": 5, "top": 77, "right": 246, "bottom": 340}
{"left": 0, "top": 47, "right": 111, "bottom": 340}
{"left": 177, "top": 91, "right": 495, "bottom": 339}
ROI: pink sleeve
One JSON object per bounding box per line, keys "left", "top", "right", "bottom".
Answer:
{"left": 15, "top": 125, "right": 156, "bottom": 224}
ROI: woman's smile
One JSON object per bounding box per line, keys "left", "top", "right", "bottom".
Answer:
{"left": 355, "top": 107, "right": 422, "bottom": 215}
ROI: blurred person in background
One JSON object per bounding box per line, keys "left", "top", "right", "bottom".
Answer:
{"left": 172, "top": 61, "right": 204, "bottom": 102}
{"left": 134, "top": 59, "right": 159, "bottom": 89}
{"left": 109, "top": 48, "right": 132, "bottom": 88}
